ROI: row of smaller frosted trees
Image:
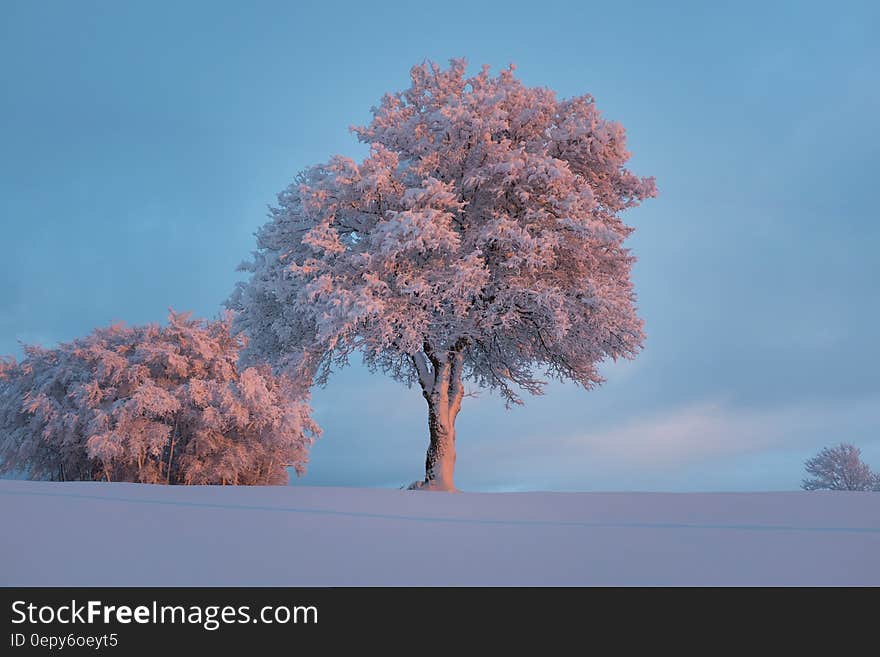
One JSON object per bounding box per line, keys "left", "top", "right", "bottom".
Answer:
{"left": 0, "top": 312, "right": 317, "bottom": 485}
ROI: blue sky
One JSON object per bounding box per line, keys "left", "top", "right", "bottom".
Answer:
{"left": 1, "top": 0, "right": 878, "bottom": 491}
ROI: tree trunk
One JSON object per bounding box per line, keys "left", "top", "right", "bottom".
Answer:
{"left": 410, "top": 344, "right": 466, "bottom": 492}
{"left": 166, "top": 437, "right": 176, "bottom": 485}
{"left": 423, "top": 396, "right": 457, "bottom": 490}
{"left": 166, "top": 414, "right": 179, "bottom": 485}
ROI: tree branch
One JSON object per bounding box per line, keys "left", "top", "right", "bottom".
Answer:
{"left": 449, "top": 349, "right": 466, "bottom": 418}
{"left": 410, "top": 352, "right": 434, "bottom": 395}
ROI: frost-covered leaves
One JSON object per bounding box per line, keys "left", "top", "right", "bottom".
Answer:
{"left": 801, "top": 443, "right": 876, "bottom": 492}
{"left": 229, "top": 59, "right": 656, "bottom": 404}
{"left": 0, "top": 312, "right": 318, "bottom": 484}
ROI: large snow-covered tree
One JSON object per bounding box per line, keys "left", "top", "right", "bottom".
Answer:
{"left": 230, "top": 59, "right": 656, "bottom": 490}
{"left": 0, "top": 311, "right": 318, "bottom": 484}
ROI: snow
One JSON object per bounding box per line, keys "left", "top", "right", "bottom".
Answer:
{"left": 1, "top": 480, "right": 878, "bottom": 586}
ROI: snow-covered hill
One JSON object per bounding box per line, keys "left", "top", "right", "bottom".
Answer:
{"left": 1, "top": 480, "right": 877, "bottom": 586}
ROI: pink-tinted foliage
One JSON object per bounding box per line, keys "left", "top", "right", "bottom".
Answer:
{"left": 801, "top": 443, "right": 876, "bottom": 492}
{"left": 229, "top": 59, "right": 655, "bottom": 488}
{"left": 0, "top": 312, "right": 318, "bottom": 485}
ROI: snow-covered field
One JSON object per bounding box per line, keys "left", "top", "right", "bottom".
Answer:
{"left": 1, "top": 480, "right": 878, "bottom": 586}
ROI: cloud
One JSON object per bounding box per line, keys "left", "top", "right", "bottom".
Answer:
{"left": 570, "top": 398, "right": 879, "bottom": 466}
{"left": 459, "top": 396, "right": 880, "bottom": 491}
